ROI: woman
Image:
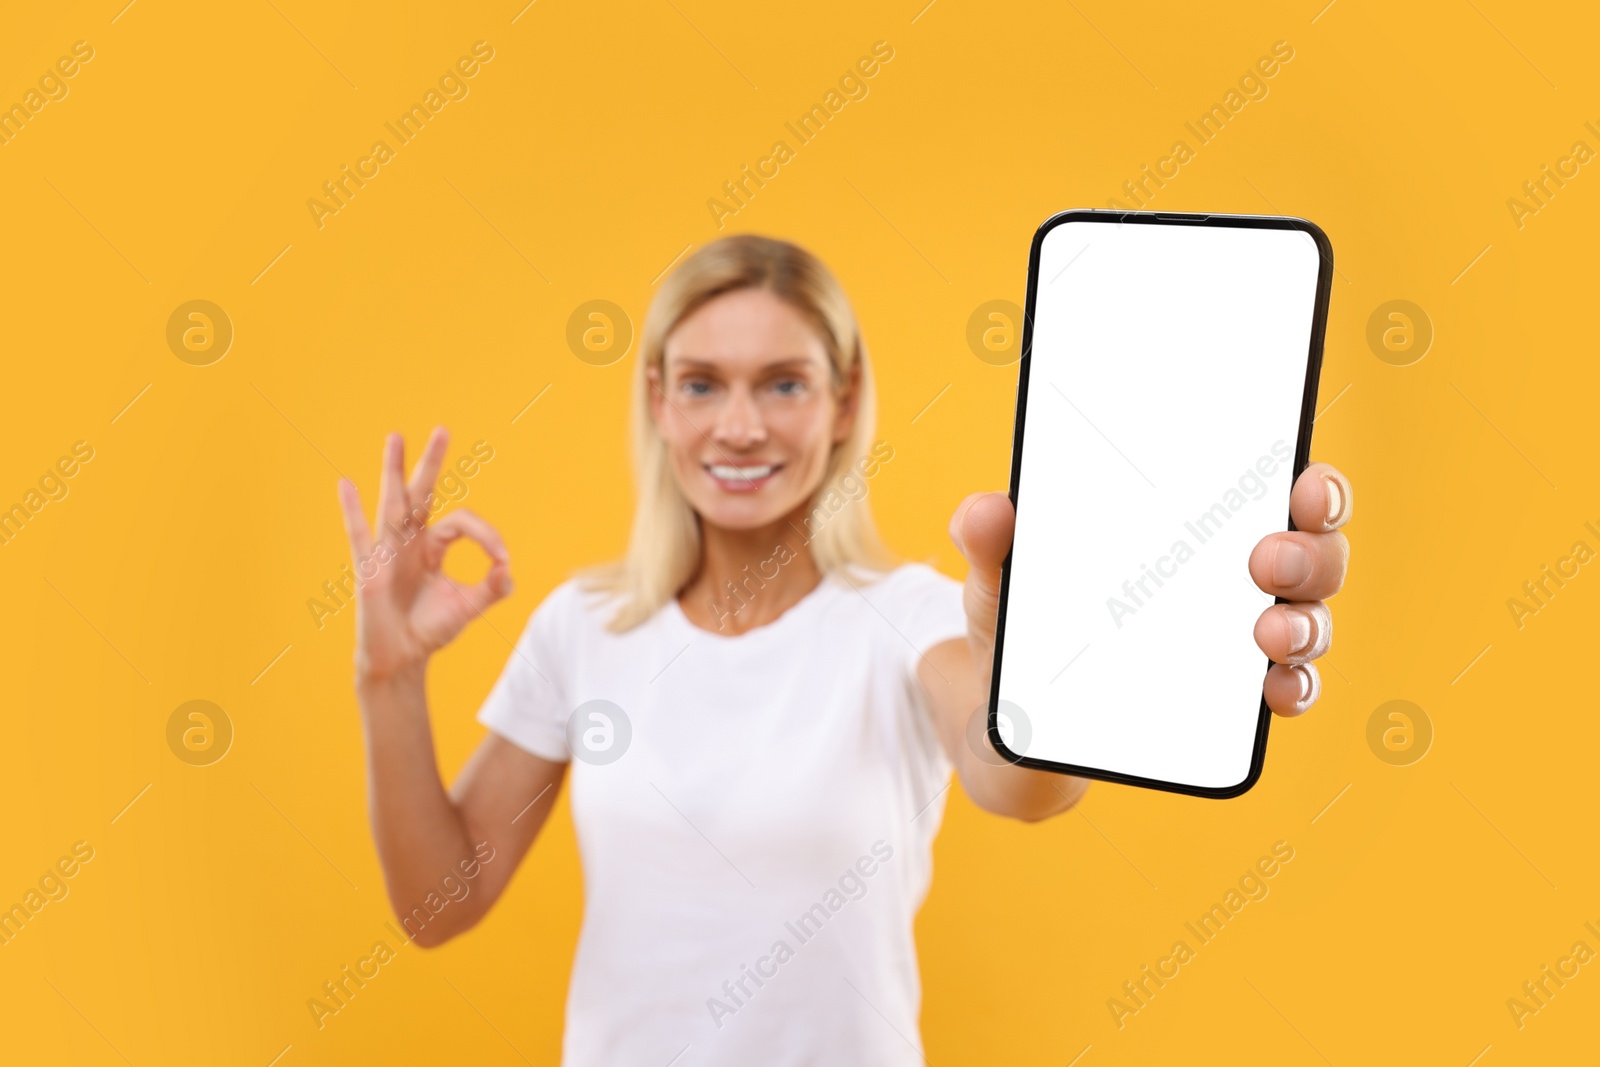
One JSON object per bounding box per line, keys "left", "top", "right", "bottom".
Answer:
{"left": 336, "top": 235, "right": 1350, "bottom": 1064}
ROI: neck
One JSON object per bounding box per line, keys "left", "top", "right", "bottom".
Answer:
{"left": 680, "top": 502, "right": 822, "bottom": 634}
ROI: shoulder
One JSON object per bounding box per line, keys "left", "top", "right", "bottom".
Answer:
{"left": 519, "top": 574, "right": 627, "bottom": 643}
{"left": 847, "top": 561, "right": 962, "bottom": 603}
{"left": 839, "top": 562, "right": 967, "bottom": 649}
{"left": 541, "top": 574, "right": 611, "bottom": 616}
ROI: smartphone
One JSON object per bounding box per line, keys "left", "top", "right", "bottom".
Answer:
{"left": 987, "top": 209, "right": 1333, "bottom": 798}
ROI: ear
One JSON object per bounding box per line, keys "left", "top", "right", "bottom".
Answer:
{"left": 646, "top": 361, "right": 665, "bottom": 428}
{"left": 832, "top": 359, "right": 862, "bottom": 445}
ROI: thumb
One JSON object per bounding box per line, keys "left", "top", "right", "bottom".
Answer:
{"left": 951, "top": 492, "right": 1014, "bottom": 678}
{"left": 950, "top": 492, "right": 1015, "bottom": 577}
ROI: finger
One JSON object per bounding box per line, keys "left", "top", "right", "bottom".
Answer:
{"left": 1248, "top": 530, "right": 1348, "bottom": 600}
{"left": 1253, "top": 601, "right": 1332, "bottom": 664}
{"left": 447, "top": 559, "right": 515, "bottom": 618}
{"left": 375, "top": 432, "right": 410, "bottom": 529}
{"left": 336, "top": 479, "right": 374, "bottom": 560}
{"left": 430, "top": 509, "right": 510, "bottom": 563}
{"left": 1264, "top": 662, "right": 1320, "bottom": 717}
{"left": 948, "top": 493, "right": 984, "bottom": 556}
{"left": 407, "top": 426, "right": 450, "bottom": 504}
{"left": 1290, "top": 462, "right": 1353, "bottom": 533}
{"left": 949, "top": 492, "right": 1014, "bottom": 572}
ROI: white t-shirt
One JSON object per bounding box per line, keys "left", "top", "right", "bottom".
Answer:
{"left": 477, "top": 561, "right": 969, "bottom": 1066}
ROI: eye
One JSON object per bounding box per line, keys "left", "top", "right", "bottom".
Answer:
{"left": 679, "top": 377, "right": 714, "bottom": 397}
{"left": 770, "top": 377, "right": 807, "bottom": 397}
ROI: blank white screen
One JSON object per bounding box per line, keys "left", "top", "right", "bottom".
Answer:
{"left": 998, "top": 217, "right": 1322, "bottom": 792}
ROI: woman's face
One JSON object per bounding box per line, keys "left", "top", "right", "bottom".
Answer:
{"left": 649, "top": 287, "right": 857, "bottom": 533}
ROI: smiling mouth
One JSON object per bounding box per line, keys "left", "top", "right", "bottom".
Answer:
{"left": 704, "top": 462, "right": 783, "bottom": 492}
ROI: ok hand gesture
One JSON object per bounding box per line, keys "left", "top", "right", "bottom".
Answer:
{"left": 336, "top": 428, "right": 513, "bottom": 681}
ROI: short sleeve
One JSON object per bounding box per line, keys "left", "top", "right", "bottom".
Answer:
{"left": 860, "top": 563, "right": 968, "bottom": 675}
{"left": 476, "top": 579, "right": 580, "bottom": 762}
{"left": 855, "top": 563, "right": 967, "bottom": 790}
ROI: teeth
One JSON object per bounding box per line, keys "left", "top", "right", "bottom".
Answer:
{"left": 709, "top": 464, "right": 773, "bottom": 481}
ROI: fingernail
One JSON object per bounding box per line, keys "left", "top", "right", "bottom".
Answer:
{"left": 1283, "top": 608, "right": 1315, "bottom": 655}
{"left": 1272, "top": 540, "right": 1313, "bottom": 587}
{"left": 1293, "top": 663, "right": 1320, "bottom": 708}
{"left": 1323, "top": 476, "right": 1345, "bottom": 526}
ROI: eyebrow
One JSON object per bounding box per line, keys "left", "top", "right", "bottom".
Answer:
{"left": 668, "top": 356, "right": 821, "bottom": 374}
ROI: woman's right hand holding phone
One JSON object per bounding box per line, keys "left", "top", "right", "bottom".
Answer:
{"left": 337, "top": 427, "right": 514, "bottom": 683}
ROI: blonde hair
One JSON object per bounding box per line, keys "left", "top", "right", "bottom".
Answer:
{"left": 579, "top": 234, "right": 896, "bottom": 631}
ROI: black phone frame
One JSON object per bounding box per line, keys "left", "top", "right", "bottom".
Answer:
{"left": 986, "top": 208, "right": 1334, "bottom": 799}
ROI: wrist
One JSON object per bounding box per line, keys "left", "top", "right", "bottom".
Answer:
{"left": 356, "top": 658, "right": 428, "bottom": 694}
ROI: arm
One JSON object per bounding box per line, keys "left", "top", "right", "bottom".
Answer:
{"left": 916, "top": 488, "right": 1089, "bottom": 821}
{"left": 340, "top": 428, "right": 565, "bottom": 947}
{"left": 359, "top": 671, "right": 564, "bottom": 947}
{"left": 920, "top": 462, "right": 1353, "bottom": 822}
{"left": 917, "top": 637, "right": 1087, "bottom": 822}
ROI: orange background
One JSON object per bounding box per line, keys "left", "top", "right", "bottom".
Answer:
{"left": 1, "top": 0, "right": 1595, "bottom": 1063}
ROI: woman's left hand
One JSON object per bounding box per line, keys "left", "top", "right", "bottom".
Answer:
{"left": 950, "top": 462, "right": 1352, "bottom": 717}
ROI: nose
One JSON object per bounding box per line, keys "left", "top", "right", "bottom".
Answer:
{"left": 710, "top": 384, "right": 767, "bottom": 450}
